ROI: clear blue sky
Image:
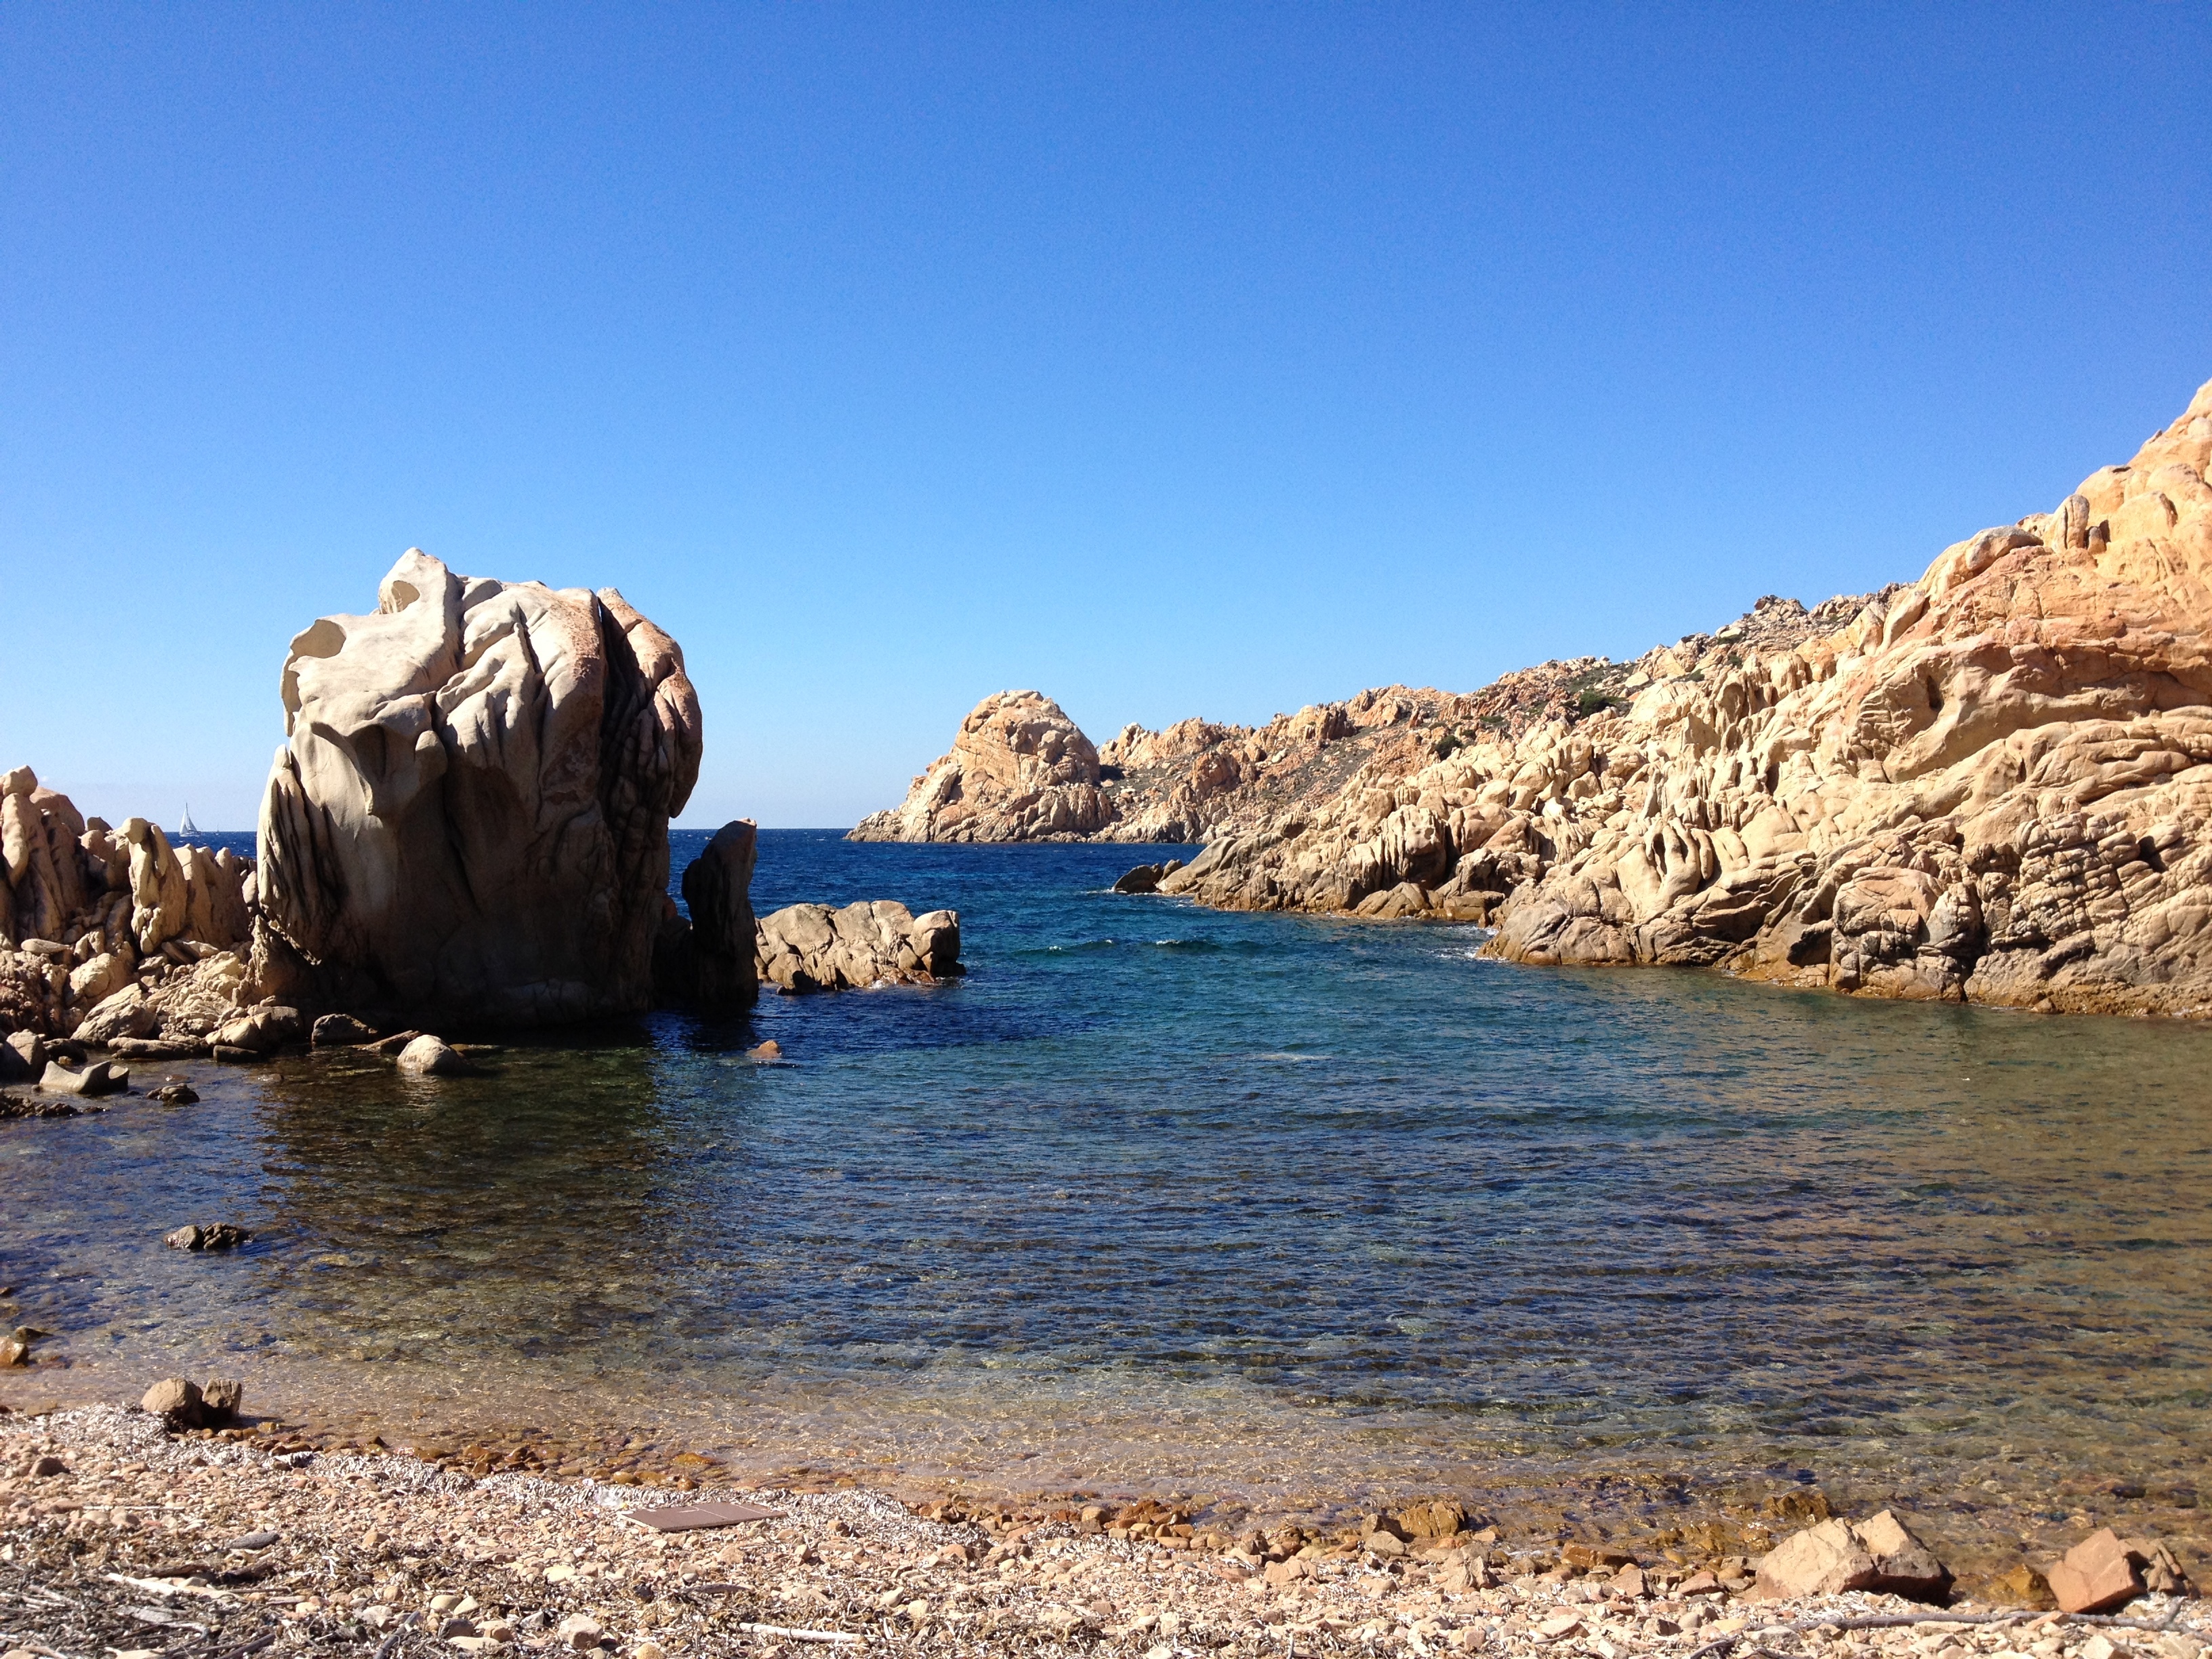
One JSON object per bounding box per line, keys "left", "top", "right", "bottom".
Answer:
{"left": 4, "top": 5, "right": 2207, "bottom": 830}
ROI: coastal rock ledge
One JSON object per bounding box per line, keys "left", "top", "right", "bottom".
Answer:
{"left": 869, "top": 374, "right": 2212, "bottom": 1019}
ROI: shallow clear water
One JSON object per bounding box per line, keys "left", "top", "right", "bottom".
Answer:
{"left": 5, "top": 831, "right": 2211, "bottom": 1558}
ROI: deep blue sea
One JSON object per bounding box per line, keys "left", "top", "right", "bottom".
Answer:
{"left": 5, "top": 830, "right": 2211, "bottom": 1556}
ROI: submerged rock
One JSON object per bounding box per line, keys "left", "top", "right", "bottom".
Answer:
{"left": 254, "top": 549, "right": 702, "bottom": 1029}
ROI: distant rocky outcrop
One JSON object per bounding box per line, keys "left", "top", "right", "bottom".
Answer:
{"left": 254, "top": 549, "right": 703, "bottom": 1028}
{"left": 851, "top": 691, "right": 1116, "bottom": 842}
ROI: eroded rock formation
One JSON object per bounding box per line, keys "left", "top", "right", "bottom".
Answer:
{"left": 0, "top": 769, "right": 257, "bottom": 1043}
{"left": 1157, "top": 377, "right": 2212, "bottom": 1017}
{"left": 255, "top": 549, "right": 703, "bottom": 1027}
{"left": 852, "top": 691, "right": 1116, "bottom": 842}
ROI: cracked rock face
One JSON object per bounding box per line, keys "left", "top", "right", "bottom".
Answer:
{"left": 255, "top": 550, "right": 701, "bottom": 1028}
{"left": 1157, "top": 374, "right": 2212, "bottom": 1017}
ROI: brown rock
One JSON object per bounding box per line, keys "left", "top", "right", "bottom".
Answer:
{"left": 310, "top": 1013, "right": 378, "bottom": 1046}
{"left": 655, "top": 820, "right": 760, "bottom": 1010}
{"left": 754, "top": 900, "right": 962, "bottom": 993}
{"left": 142, "top": 1376, "right": 203, "bottom": 1425}
{"left": 1393, "top": 1500, "right": 1469, "bottom": 1539}
{"left": 201, "top": 1378, "right": 244, "bottom": 1423}
{"left": 2047, "top": 1528, "right": 2143, "bottom": 1614}
{"left": 851, "top": 691, "right": 1113, "bottom": 843}
{"left": 1853, "top": 1509, "right": 1952, "bottom": 1601}
{"left": 1751, "top": 1517, "right": 1876, "bottom": 1600}
{"left": 1994, "top": 1563, "right": 2057, "bottom": 1608}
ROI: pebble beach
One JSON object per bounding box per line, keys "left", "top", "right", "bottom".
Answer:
{"left": 4, "top": 1404, "right": 2208, "bottom": 1659}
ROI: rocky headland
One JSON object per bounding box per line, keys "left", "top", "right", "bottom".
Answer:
{"left": 861, "top": 375, "right": 2212, "bottom": 1018}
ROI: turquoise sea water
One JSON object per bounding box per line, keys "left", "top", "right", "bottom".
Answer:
{"left": 3, "top": 830, "right": 2210, "bottom": 1555}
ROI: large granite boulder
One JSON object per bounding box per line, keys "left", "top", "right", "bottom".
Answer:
{"left": 254, "top": 550, "right": 702, "bottom": 1028}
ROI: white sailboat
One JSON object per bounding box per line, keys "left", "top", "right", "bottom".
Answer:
{"left": 179, "top": 804, "right": 199, "bottom": 837}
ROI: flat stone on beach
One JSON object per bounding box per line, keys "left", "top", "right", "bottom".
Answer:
{"left": 618, "top": 1501, "right": 785, "bottom": 1531}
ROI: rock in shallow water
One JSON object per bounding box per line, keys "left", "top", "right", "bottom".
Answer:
{"left": 254, "top": 549, "right": 701, "bottom": 1029}
{"left": 755, "top": 901, "right": 961, "bottom": 992}
{"left": 396, "top": 1034, "right": 471, "bottom": 1077}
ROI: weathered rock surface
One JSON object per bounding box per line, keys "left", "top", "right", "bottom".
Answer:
{"left": 1144, "top": 376, "right": 2212, "bottom": 1018}
{"left": 255, "top": 549, "right": 702, "bottom": 1029}
{"left": 754, "top": 901, "right": 962, "bottom": 993}
{"left": 852, "top": 691, "right": 1115, "bottom": 842}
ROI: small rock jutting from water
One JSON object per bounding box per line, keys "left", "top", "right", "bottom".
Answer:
{"left": 310, "top": 1012, "right": 377, "bottom": 1045}
{"left": 37, "top": 1058, "right": 128, "bottom": 1096}
{"left": 396, "top": 1034, "right": 471, "bottom": 1077}
{"left": 165, "top": 1223, "right": 253, "bottom": 1252}
{"left": 755, "top": 901, "right": 962, "bottom": 993}
{"left": 745, "top": 1039, "right": 782, "bottom": 1061}
{"left": 1113, "top": 859, "right": 1185, "bottom": 895}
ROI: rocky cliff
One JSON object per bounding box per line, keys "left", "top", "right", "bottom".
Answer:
{"left": 255, "top": 549, "right": 703, "bottom": 1027}
{"left": 867, "top": 375, "right": 2212, "bottom": 1018}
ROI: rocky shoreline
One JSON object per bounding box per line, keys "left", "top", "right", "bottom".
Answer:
{"left": 3, "top": 1401, "right": 2206, "bottom": 1659}
{"left": 859, "top": 375, "right": 2212, "bottom": 1021}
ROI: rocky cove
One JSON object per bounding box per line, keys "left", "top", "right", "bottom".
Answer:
{"left": 5, "top": 389, "right": 2212, "bottom": 1653}
{"left": 857, "top": 377, "right": 2212, "bottom": 1022}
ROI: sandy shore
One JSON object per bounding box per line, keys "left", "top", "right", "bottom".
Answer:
{"left": 3, "top": 1404, "right": 2207, "bottom": 1659}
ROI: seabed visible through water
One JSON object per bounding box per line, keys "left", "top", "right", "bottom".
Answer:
{"left": 5, "top": 832, "right": 2209, "bottom": 1579}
